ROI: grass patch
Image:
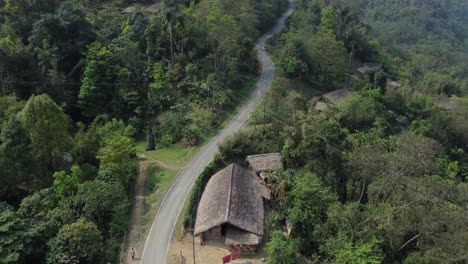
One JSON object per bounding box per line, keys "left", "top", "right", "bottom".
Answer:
{"left": 145, "top": 165, "right": 177, "bottom": 205}
{"left": 135, "top": 141, "right": 200, "bottom": 169}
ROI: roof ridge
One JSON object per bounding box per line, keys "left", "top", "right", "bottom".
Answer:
{"left": 225, "top": 164, "right": 235, "bottom": 222}
{"left": 247, "top": 153, "right": 281, "bottom": 158}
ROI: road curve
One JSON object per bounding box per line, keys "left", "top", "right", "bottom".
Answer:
{"left": 141, "top": 2, "right": 295, "bottom": 263}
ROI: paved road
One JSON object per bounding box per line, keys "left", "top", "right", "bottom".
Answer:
{"left": 140, "top": 2, "right": 295, "bottom": 263}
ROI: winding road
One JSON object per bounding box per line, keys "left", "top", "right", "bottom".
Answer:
{"left": 140, "top": 2, "right": 295, "bottom": 263}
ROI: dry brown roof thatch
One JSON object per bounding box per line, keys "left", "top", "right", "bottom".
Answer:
{"left": 146, "top": 3, "right": 159, "bottom": 13}
{"left": 323, "top": 89, "right": 351, "bottom": 106}
{"left": 314, "top": 101, "right": 332, "bottom": 112}
{"left": 246, "top": 153, "right": 283, "bottom": 173}
{"left": 194, "top": 164, "right": 265, "bottom": 236}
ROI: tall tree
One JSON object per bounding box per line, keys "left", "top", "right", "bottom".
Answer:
{"left": 0, "top": 114, "right": 34, "bottom": 201}
{"left": 47, "top": 219, "right": 103, "bottom": 264}
{"left": 0, "top": 203, "right": 36, "bottom": 264}
{"left": 18, "top": 94, "right": 71, "bottom": 180}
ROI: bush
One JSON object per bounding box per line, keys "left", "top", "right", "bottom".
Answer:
{"left": 158, "top": 111, "right": 186, "bottom": 145}
{"left": 181, "top": 127, "right": 199, "bottom": 147}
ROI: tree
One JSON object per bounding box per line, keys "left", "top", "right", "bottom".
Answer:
{"left": 97, "top": 135, "right": 137, "bottom": 188}
{"left": 321, "top": 7, "right": 337, "bottom": 31}
{"left": 285, "top": 172, "right": 337, "bottom": 253}
{"left": 321, "top": 235, "right": 383, "bottom": 264}
{"left": 266, "top": 231, "right": 300, "bottom": 264}
{"left": 148, "top": 63, "right": 171, "bottom": 112}
{"left": 338, "top": 90, "right": 385, "bottom": 130}
{"left": 79, "top": 42, "right": 114, "bottom": 118}
{"left": 0, "top": 114, "right": 34, "bottom": 201}
{"left": 52, "top": 166, "right": 81, "bottom": 201}
{"left": 196, "top": 0, "right": 241, "bottom": 80}
{"left": 18, "top": 95, "right": 71, "bottom": 179}
{"left": 47, "top": 219, "right": 102, "bottom": 264}
{"left": 0, "top": 203, "right": 36, "bottom": 264}
{"left": 73, "top": 180, "right": 125, "bottom": 231}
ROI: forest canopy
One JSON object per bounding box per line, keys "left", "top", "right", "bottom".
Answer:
{"left": 0, "top": 0, "right": 287, "bottom": 263}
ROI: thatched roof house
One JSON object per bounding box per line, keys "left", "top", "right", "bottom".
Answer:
{"left": 323, "top": 89, "right": 351, "bottom": 107}
{"left": 357, "top": 63, "right": 384, "bottom": 74}
{"left": 387, "top": 81, "right": 401, "bottom": 90}
{"left": 122, "top": 6, "right": 136, "bottom": 14}
{"left": 146, "top": 3, "right": 159, "bottom": 13}
{"left": 246, "top": 153, "right": 283, "bottom": 174}
{"left": 194, "top": 164, "right": 268, "bottom": 251}
{"left": 122, "top": 2, "right": 160, "bottom": 14}
{"left": 314, "top": 101, "right": 332, "bottom": 112}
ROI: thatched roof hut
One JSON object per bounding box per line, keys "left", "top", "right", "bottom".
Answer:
{"left": 194, "top": 164, "right": 265, "bottom": 237}
{"left": 357, "top": 63, "right": 384, "bottom": 74}
{"left": 323, "top": 89, "right": 351, "bottom": 106}
{"left": 387, "top": 81, "right": 401, "bottom": 90}
{"left": 146, "top": 3, "right": 159, "bottom": 13}
{"left": 314, "top": 101, "right": 332, "bottom": 112}
{"left": 246, "top": 153, "right": 283, "bottom": 174}
{"left": 122, "top": 6, "right": 136, "bottom": 14}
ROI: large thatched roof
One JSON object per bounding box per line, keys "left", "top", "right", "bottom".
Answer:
{"left": 246, "top": 153, "right": 283, "bottom": 173}
{"left": 323, "top": 89, "right": 351, "bottom": 106}
{"left": 194, "top": 164, "right": 265, "bottom": 236}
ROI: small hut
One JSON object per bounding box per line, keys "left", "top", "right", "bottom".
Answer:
{"left": 357, "top": 63, "right": 384, "bottom": 75}
{"left": 246, "top": 153, "right": 283, "bottom": 175}
{"left": 194, "top": 164, "right": 269, "bottom": 252}
{"left": 146, "top": 3, "right": 159, "bottom": 13}
{"left": 314, "top": 101, "right": 332, "bottom": 112}
{"left": 323, "top": 89, "right": 351, "bottom": 107}
{"left": 122, "top": 6, "right": 136, "bottom": 14}
{"left": 387, "top": 81, "right": 401, "bottom": 90}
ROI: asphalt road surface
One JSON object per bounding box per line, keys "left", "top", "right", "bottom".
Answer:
{"left": 140, "top": 2, "right": 295, "bottom": 263}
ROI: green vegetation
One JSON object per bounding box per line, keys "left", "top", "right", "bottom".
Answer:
{"left": 188, "top": 0, "right": 467, "bottom": 263}
{"left": 2, "top": 0, "right": 467, "bottom": 263}
{"left": 0, "top": 0, "right": 288, "bottom": 262}
{"left": 358, "top": 0, "right": 468, "bottom": 96}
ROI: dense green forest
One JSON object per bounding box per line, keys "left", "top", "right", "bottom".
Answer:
{"left": 0, "top": 0, "right": 287, "bottom": 263}
{"left": 2, "top": 0, "right": 468, "bottom": 263}
{"left": 185, "top": 0, "right": 468, "bottom": 263}
{"left": 358, "top": 0, "right": 468, "bottom": 96}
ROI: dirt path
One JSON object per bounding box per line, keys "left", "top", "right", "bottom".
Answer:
{"left": 123, "top": 163, "right": 151, "bottom": 263}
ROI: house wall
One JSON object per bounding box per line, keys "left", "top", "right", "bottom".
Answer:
{"left": 229, "top": 244, "right": 257, "bottom": 252}
{"left": 202, "top": 226, "right": 223, "bottom": 242}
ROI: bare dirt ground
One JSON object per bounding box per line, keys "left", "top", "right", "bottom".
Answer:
{"left": 123, "top": 163, "right": 153, "bottom": 263}
{"left": 168, "top": 233, "right": 266, "bottom": 264}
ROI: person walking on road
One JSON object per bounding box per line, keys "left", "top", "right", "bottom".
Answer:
{"left": 131, "top": 248, "right": 135, "bottom": 260}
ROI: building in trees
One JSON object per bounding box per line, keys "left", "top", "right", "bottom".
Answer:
{"left": 323, "top": 89, "right": 352, "bottom": 107}
{"left": 194, "top": 164, "right": 269, "bottom": 252}
{"left": 246, "top": 153, "right": 283, "bottom": 181}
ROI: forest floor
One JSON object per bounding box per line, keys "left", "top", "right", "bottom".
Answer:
{"left": 122, "top": 142, "right": 200, "bottom": 263}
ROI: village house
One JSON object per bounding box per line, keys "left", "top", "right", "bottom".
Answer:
{"left": 246, "top": 153, "right": 283, "bottom": 174}
{"left": 194, "top": 164, "right": 270, "bottom": 252}
{"left": 246, "top": 153, "right": 284, "bottom": 183}
{"left": 313, "top": 89, "right": 352, "bottom": 112}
